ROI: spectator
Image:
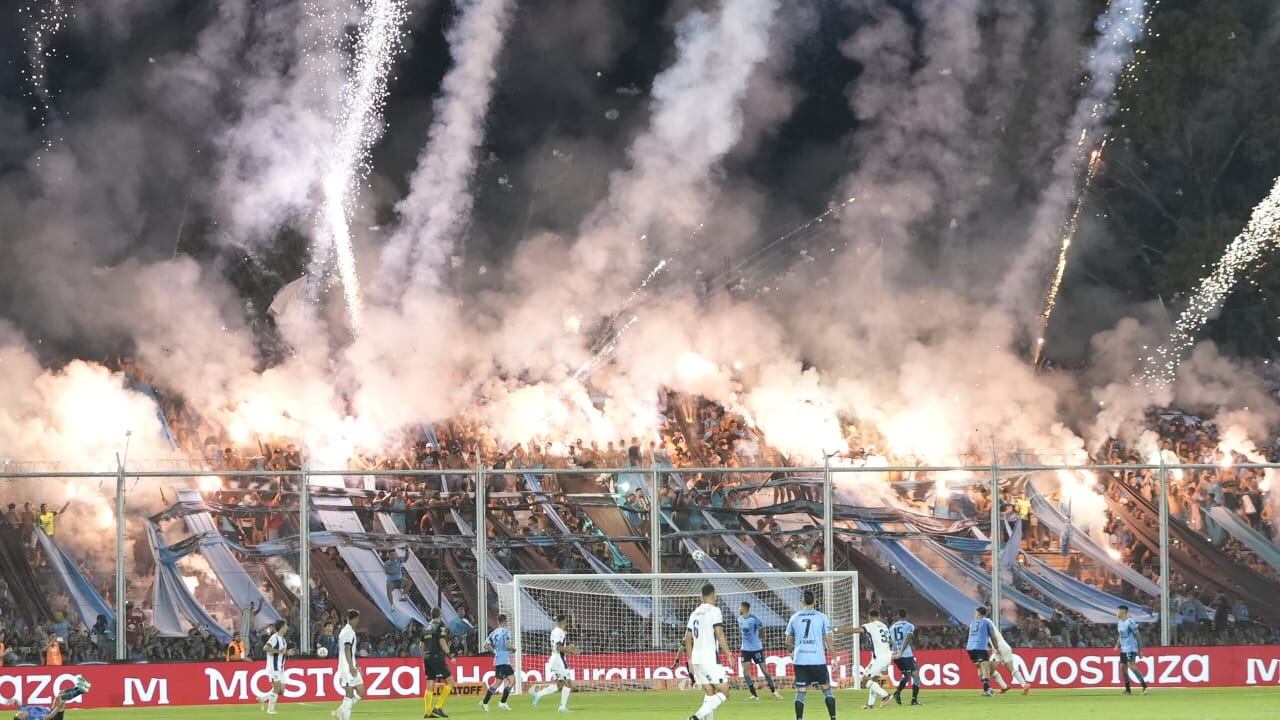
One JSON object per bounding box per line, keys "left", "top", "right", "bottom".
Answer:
{"left": 37, "top": 501, "right": 70, "bottom": 538}
{"left": 226, "top": 632, "right": 246, "bottom": 661}
{"left": 315, "top": 622, "right": 338, "bottom": 658}
{"left": 44, "top": 636, "right": 62, "bottom": 666}
{"left": 49, "top": 612, "right": 70, "bottom": 643}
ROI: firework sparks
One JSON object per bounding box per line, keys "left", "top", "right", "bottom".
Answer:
{"left": 312, "top": 0, "right": 409, "bottom": 333}
{"left": 18, "top": 0, "right": 71, "bottom": 163}
{"left": 1140, "top": 177, "right": 1280, "bottom": 389}
{"left": 573, "top": 315, "right": 640, "bottom": 383}
{"left": 1035, "top": 139, "right": 1107, "bottom": 362}
{"left": 1002, "top": 0, "right": 1150, "bottom": 354}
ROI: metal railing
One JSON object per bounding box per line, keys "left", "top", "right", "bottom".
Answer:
{"left": 2, "top": 460, "right": 1277, "bottom": 659}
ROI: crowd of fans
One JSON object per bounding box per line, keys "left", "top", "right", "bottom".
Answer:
{"left": 2, "top": 373, "right": 1279, "bottom": 664}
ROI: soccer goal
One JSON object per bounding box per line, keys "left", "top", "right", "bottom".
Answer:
{"left": 495, "top": 571, "right": 859, "bottom": 693}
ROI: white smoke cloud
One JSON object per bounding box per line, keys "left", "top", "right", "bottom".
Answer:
{"left": 376, "top": 0, "right": 517, "bottom": 298}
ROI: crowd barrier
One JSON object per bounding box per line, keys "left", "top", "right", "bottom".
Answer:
{"left": 2, "top": 646, "right": 1278, "bottom": 708}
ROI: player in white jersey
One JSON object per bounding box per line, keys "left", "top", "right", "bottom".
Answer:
{"left": 987, "top": 619, "right": 1029, "bottom": 694}
{"left": 683, "top": 583, "right": 733, "bottom": 720}
{"left": 531, "top": 614, "right": 578, "bottom": 711}
{"left": 836, "top": 609, "right": 893, "bottom": 710}
{"left": 332, "top": 610, "right": 366, "bottom": 720}
{"left": 257, "top": 620, "right": 294, "bottom": 714}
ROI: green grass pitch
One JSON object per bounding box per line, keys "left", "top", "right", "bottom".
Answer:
{"left": 73, "top": 687, "right": 1280, "bottom": 720}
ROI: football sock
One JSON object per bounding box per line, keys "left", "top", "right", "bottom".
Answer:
{"left": 994, "top": 671, "right": 1009, "bottom": 690}
{"left": 822, "top": 689, "right": 835, "bottom": 720}
{"left": 745, "top": 674, "right": 757, "bottom": 697}
{"left": 501, "top": 686, "right": 511, "bottom": 703}
{"left": 762, "top": 669, "right": 777, "bottom": 693}
{"left": 794, "top": 691, "right": 807, "bottom": 720}
{"left": 437, "top": 684, "right": 452, "bottom": 710}
{"left": 559, "top": 687, "right": 571, "bottom": 710}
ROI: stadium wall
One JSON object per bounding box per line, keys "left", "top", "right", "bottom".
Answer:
{"left": 2, "top": 647, "right": 1279, "bottom": 708}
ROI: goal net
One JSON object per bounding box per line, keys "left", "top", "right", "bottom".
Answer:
{"left": 496, "top": 572, "right": 859, "bottom": 693}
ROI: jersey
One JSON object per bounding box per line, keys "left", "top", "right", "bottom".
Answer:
{"left": 18, "top": 708, "right": 52, "bottom": 720}
{"left": 383, "top": 555, "right": 405, "bottom": 581}
{"left": 488, "top": 626, "right": 513, "bottom": 666}
{"left": 425, "top": 620, "right": 448, "bottom": 659}
{"left": 550, "top": 626, "right": 568, "bottom": 659}
{"left": 889, "top": 620, "right": 915, "bottom": 658}
{"left": 966, "top": 617, "right": 995, "bottom": 651}
{"left": 785, "top": 609, "right": 831, "bottom": 666}
{"left": 863, "top": 620, "right": 892, "bottom": 658}
{"left": 1117, "top": 618, "right": 1141, "bottom": 654}
{"left": 686, "top": 603, "right": 725, "bottom": 665}
{"left": 338, "top": 624, "right": 359, "bottom": 673}
{"left": 738, "top": 613, "right": 764, "bottom": 652}
{"left": 265, "top": 632, "right": 287, "bottom": 673}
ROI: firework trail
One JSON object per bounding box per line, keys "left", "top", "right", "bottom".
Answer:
{"left": 996, "top": 0, "right": 1149, "bottom": 348}
{"left": 1034, "top": 141, "right": 1107, "bottom": 363}
{"left": 1139, "top": 178, "right": 1280, "bottom": 389}
{"left": 378, "top": 0, "right": 517, "bottom": 299}
{"left": 311, "top": 0, "right": 408, "bottom": 332}
{"left": 18, "top": 0, "right": 71, "bottom": 162}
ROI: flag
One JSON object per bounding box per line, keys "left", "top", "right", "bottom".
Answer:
{"left": 1060, "top": 496, "right": 1074, "bottom": 556}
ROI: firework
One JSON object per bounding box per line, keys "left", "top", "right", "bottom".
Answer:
{"left": 18, "top": 0, "right": 71, "bottom": 163}
{"left": 1140, "top": 177, "right": 1280, "bottom": 389}
{"left": 1001, "top": 0, "right": 1150, "bottom": 353}
{"left": 1035, "top": 140, "right": 1107, "bottom": 362}
{"left": 312, "top": 0, "right": 408, "bottom": 332}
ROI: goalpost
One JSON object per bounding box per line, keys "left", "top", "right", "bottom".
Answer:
{"left": 496, "top": 572, "right": 859, "bottom": 693}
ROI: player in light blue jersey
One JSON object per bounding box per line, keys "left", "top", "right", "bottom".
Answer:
{"left": 785, "top": 591, "right": 835, "bottom": 720}
{"left": 482, "top": 614, "right": 517, "bottom": 711}
{"left": 1114, "top": 605, "right": 1148, "bottom": 695}
{"left": 888, "top": 609, "right": 921, "bottom": 706}
{"left": 2, "top": 675, "right": 91, "bottom": 720}
{"left": 738, "top": 601, "right": 781, "bottom": 700}
{"left": 965, "top": 606, "right": 997, "bottom": 696}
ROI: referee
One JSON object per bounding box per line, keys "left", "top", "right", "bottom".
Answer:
{"left": 423, "top": 608, "right": 453, "bottom": 718}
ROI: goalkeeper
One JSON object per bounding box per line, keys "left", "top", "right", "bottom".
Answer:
{"left": 3, "top": 676, "right": 91, "bottom": 720}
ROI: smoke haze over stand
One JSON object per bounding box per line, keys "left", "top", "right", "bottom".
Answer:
{"left": 0, "top": 0, "right": 1277, "bottom": 556}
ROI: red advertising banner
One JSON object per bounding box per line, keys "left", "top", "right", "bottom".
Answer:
{"left": 1, "top": 646, "right": 1278, "bottom": 709}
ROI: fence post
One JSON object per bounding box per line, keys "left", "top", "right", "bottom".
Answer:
{"left": 1158, "top": 460, "right": 1171, "bottom": 646}
{"left": 650, "top": 463, "right": 661, "bottom": 648}
{"left": 476, "top": 463, "right": 488, "bottom": 646}
{"left": 823, "top": 458, "right": 834, "bottom": 573}
{"left": 115, "top": 462, "right": 127, "bottom": 661}
{"left": 299, "top": 466, "right": 311, "bottom": 653}
{"left": 989, "top": 440, "right": 1001, "bottom": 621}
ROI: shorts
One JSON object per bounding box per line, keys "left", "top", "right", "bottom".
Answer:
{"left": 690, "top": 663, "right": 728, "bottom": 687}
{"left": 740, "top": 649, "right": 765, "bottom": 665}
{"left": 893, "top": 657, "right": 917, "bottom": 674}
{"left": 546, "top": 655, "right": 572, "bottom": 682}
{"left": 494, "top": 664, "right": 515, "bottom": 680}
{"left": 387, "top": 578, "right": 405, "bottom": 589}
{"left": 1119, "top": 651, "right": 1139, "bottom": 664}
{"left": 337, "top": 670, "right": 363, "bottom": 688}
{"left": 966, "top": 649, "right": 990, "bottom": 663}
{"left": 865, "top": 654, "right": 892, "bottom": 677}
{"left": 424, "top": 656, "right": 451, "bottom": 681}
{"left": 793, "top": 664, "right": 831, "bottom": 688}
{"left": 994, "top": 644, "right": 1013, "bottom": 663}
{"left": 267, "top": 671, "right": 284, "bottom": 683}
